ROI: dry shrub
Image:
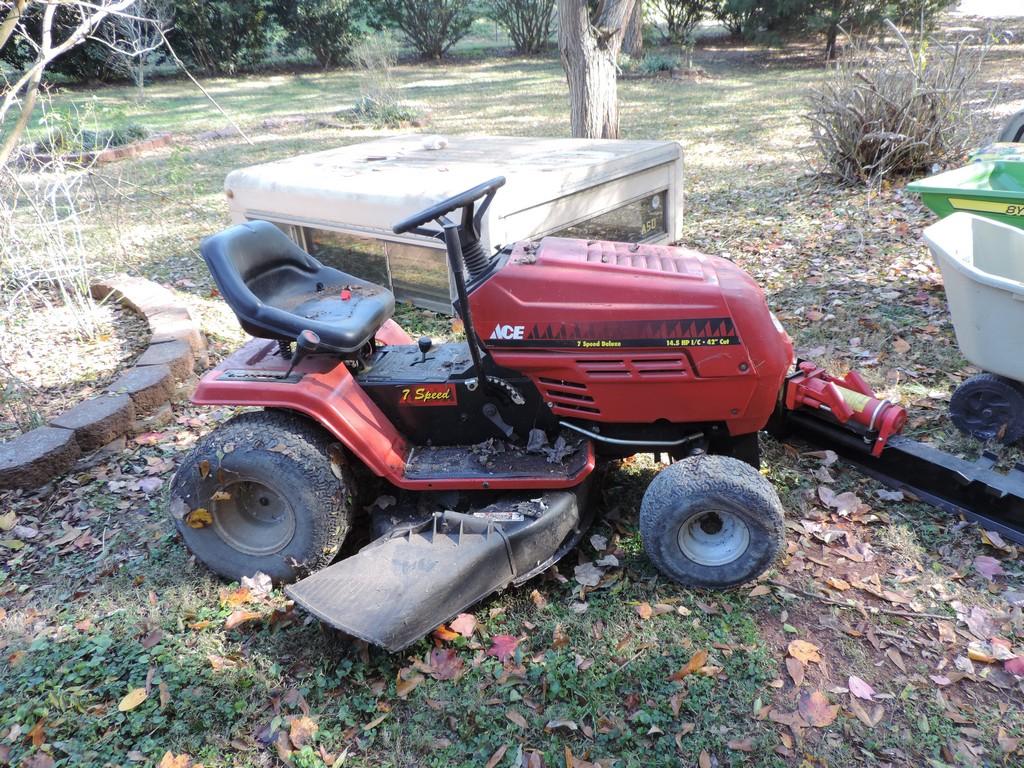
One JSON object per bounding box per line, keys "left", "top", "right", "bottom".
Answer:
{"left": 806, "top": 23, "right": 986, "bottom": 185}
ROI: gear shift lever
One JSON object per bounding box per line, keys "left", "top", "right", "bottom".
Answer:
{"left": 283, "top": 330, "right": 320, "bottom": 378}
{"left": 417, "top": 336, "right": 432, "bottom": 363}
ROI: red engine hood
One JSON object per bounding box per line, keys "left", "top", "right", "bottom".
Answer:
{"left": 469, "top": 237, "right": 793, "bottom": 435}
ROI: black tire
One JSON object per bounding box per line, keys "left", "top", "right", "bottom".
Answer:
{"left": 949, "top": 373, "right": 1024, "bottom": 444}
{"left": 997, "top": 109, "right": 1024, "bottom": 143}
{"left": 640, "top": 454, "right": 785, "bottom": 589}
{"left": 168, "top": 409, "right": 353, "bottom": 584}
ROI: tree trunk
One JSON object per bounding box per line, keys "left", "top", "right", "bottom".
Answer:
{"left": 557, "top": 0, "right": 634, "bottom": 139}
{"left": 825, "top": 23, "right": 838, "bottom": 60}
{"left": 623, "top": 0, "right": 642, "bottom": 58}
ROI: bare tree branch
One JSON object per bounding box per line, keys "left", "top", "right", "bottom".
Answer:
{"left": 0, "top": 0, "right": 139, "bottom": 166}
{"left": 156, "top": 26, "right": 253, "bottom": 145}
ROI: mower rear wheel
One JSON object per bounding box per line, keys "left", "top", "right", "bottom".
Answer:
{"left": 168, "top": 409, "right": 354, "bottom": 584}
{"left": 949, "top": 373, "right": 1024, "bottom": 443}
{"left": 640, "top": 454, "right": 784, "bottom": 589}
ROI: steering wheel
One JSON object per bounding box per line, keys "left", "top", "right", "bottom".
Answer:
{"left": 392, "top": 176, "right": 506, "bottom": 237}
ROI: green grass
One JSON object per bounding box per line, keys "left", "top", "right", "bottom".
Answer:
{"left": 3, "top": 24, "right": 1024, "bottom": 768}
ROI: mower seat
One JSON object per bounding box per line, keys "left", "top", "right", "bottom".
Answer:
{"left": 201, "top": 221, "right": 395, "bottom": 354}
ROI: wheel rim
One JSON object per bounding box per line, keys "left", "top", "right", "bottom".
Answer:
{"left": 211, "top": 478, "right": 295, "bottom": 556}
{"left": 676, "top": 509, "right": 750, "bottom": 567}
{"left": 959, "top": 389, "right": 1013, "bottom": 438}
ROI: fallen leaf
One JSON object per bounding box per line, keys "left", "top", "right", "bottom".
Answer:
{"left": 545, "top": 719, "right": 578, "bottom": 733}
{"left": 449, "top": 613, "right": 477, "bottom": 638}
{"left": 157, "top": 754, "right": 191, "bottom": 768}
{"left": 530, "top": 589, "right": 547, "bottom": 609}
{"left": 552, "top": 623, "right": 569, "bottom": 650}
{"left": 219, "top": 586, "right": 251, "bottom": 607}
{"left": 426, "top": 648, "right": 464, "bottom": 681}
{"left": 788, "top": 639, "right": 822, "bottom": 665}
{"left": 798, "top": 690, "right": 839, "bottom": 727}
{"left": 885, "top": 647, "right": 906, "bottom": 673}
{"left": 159, "top": 680, "right": 170, "bottom": 709}
{"left": 27, "top": 718, "right": 45, "bottom": 748}
{"left": 141, "top": 629, "right": 164, "bottom": 649}
{"left": 636, "top": 602, "right": 653, "bottom": 620}
{"left": 432, "top": 624, "right": 459, "bottom": 642}
{"left": 974, "top": 556, "right": 1005, "bottom": 582}
{"left": 848, "top": 675, "right": 875, "bottom": 700}
{"left": 978, "top": 528, "right": 1011, "bottom": 552}
{"left": 968, "top": 641, "right": 996, "bottom": 664}
{"left": 749, "top": 584, "right": 771, "bottom": 597}
{"left": 574, "top": 562, "right": 603, "bottom": 587}
{"left": 207, "top": 654, "right": 237, "bottom": 671}
{"left": 727, "top": 737, "right": 754, "bottom": 752}
{"left": 118, "top": 687, "right": 147, "bottom": 712}
{"left": 670, "top": 649, "right": 708, "bottom": 681}
{"left": 998, "top": 727, "right": 1020, "bottom": 754}
{"left": 936, "top": 620, "right": 956, "bottom": 644}
{"left": 289, "top": 715, "right": 318, "bottom": 749}
{"left": 487, "top": 635, "right": 519, "bottom": 663}
{"left": 877, "top": 489, "right": 904, "bottom": 501}
{"left": 185, "top": 508, "right": 212, "bottom": 529}
{"left": 892, "top": 337, "right": 911, "bottom": 354}
{"left": 224, "top": 610, "right": 261, "bottom": 631}
{"left": 240, "top": 571, "right": 273, "bottom": 598}
{"left": 506, "top": 708, "right": 528, "bottom": 728}
{"left": 965, "top": 606, "right": 994, "bottom": 639}
{"left": 826, "top": 577, "right": 851, "bottom": 591}
{"left": 485, "top": 745, "right": 508, "bottom": 768}
{"left": 848, "top": 698, "right": 884, "bottom": 728}
{"left": 396, "top": 668, "right": 424, "bottom": 698}
{"left": 698, "top": 749, "right": 712, "bottom": 768}
{"left": 1005, "top": 657, "right": 1024, "bottom": 677}
{"left": 786, "top": 656, "right": 804, "bottom": 688}
{"left": 0, "top": 511, "right": 16, "bottom": 531}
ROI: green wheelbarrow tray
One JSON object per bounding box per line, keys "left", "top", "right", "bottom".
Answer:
{"left": 907, "top": 161, "right": 1024, "bottom": 229}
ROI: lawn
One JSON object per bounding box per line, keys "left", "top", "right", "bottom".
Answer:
{"left": 3, "top": 13, "right": 1024, "bottom": 768}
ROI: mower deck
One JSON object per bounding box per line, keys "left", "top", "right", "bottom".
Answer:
{"left": 285, "top": 490, "right": 584, "bottom": 651}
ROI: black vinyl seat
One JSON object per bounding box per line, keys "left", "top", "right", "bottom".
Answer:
{"left": 201, "top": 221, "right": 395, "bottom": 354}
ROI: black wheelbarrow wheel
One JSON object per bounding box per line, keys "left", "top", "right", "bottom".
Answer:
{"left": 949, "top": 373, "right": 1024, "bottom": 444}
{"left": 168, "top": 409, "right": 354, "bottom": 584}
{"left": 998, "top": 109, "right": 1024, "bottom": 143}
{"left": 640, "top": 453, "right": 784, "bottom": 589}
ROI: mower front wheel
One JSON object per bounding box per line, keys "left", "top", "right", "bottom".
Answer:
{"left": 640, "top": 454, "right": 784, "bottom": 589}
{"left": 168, "top": 409, "right": 354, "bottom": 584}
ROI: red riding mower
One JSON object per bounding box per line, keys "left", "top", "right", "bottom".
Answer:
{"left": 170, "top": 177, "right": 1020, "bottom": 652}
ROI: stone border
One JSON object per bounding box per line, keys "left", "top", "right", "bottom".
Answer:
{"left": 18, "top": 133, "right": 174, "bottom": 169}
{"left": 0, "top": 276, "right": 207, "bottom": 490}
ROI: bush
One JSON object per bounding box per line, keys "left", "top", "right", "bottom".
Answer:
{"left": 654, "top": 0, "right": 710, "bottom": 44}
{"left": 347, "top": 31, "right": 419, "bottom": 126}
{"left": 381, "top": 0, "right": 474, "bottom": 60}
{"left": 351, "top": 95, "right": 420, "bottom": 126}
{"left": 292, "top": 0, "right": 355, "bottom": 68}
{"left": 805, "top": 29, "right": 984, "bottom": 185}
{"left": 166, "top": 0, "right": 274, "bottom": 74}
{"left": 490, "top": 0, "right": 554, "bottom": 55}
{"left": 0, "top": 5, "right": 117, "bottom": 82}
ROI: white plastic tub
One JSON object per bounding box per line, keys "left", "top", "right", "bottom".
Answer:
{"left": 923, "top": 212, "right": 1024, "bottom": 381}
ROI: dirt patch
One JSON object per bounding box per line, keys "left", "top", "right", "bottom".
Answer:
{"left": 1, "top": 295, "right": 148, "bottom": 441}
